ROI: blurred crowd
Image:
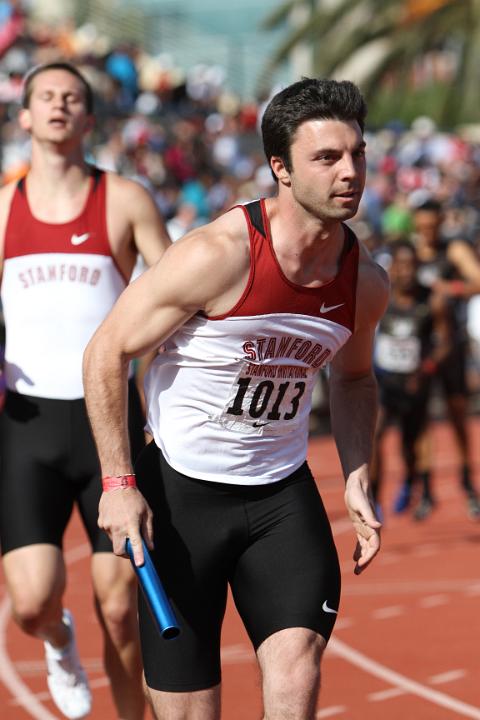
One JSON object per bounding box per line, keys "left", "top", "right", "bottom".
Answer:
{"left": 2, "top": 0, "right": 480, "bottom": 505}
{"left": 2, "top": 4, "right": 480, "bottom": 260}
{"left": 0, "top": 1, "right": 277, "bottom": 236}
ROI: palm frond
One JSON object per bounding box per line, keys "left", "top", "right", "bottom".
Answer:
{"left": 260, "top": 0, "right": 302, "bottom": 31}
{"left": 260, "top": 0, "right": 478, "bottom": 124}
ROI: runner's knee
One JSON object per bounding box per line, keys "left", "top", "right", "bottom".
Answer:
{"left": 11, "top": 591, "right": 60, "bottom": 634}
{"left": 95, "top": 590, "right": 137, "bottom": 646}
{"left": 260, "top": 630, "right": 324, "bottom": 698}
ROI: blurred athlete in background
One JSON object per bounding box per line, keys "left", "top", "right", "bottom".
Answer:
{"left": 412, "top": 200, "right": 480, "bottom": 518}
{"left": 0, "top": 62, "right": 170, "bottom": 719}
{"left": 372, "top": 240, "right": 450, "bottom": 520}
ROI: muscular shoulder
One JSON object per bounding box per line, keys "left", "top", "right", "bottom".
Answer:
{"left": 103, "top": 170, "right": 170, "bottom": 266}
{"left": 150, "top": 206, "right": 250, "bottom": 314}
{"left": 356, "top": 243, "right": 390, "bottom": 327}
{"left": 182, "top": 205, "right": 247, "bottom": 257}
{"left": 105, "top": 171, "right": 154, "bottom": 209}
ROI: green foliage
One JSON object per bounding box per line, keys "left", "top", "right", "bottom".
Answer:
{"left": 261, "top": 0, "right": 480, "bottom": 127}
{"left": 367, "top": 82, "right": 453, "bottom": 129}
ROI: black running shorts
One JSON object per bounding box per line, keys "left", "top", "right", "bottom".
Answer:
{"left": 135, "top": 443, "right": 341, "bottom": 692}
{"left": 0, "top": 379, "right": 145, "bottom": 555}
{"left": 437, "top": 341, "right": 468, "bottom": 397}
{"left": 377, "top": 371, "right": 431, "bottom": 440}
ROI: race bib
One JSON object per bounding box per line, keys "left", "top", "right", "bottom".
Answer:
{"left": 375, "top": 333, "right": 421, "bottom": 374}
{"left": 210, "top": 361, "right": 314, "bottom": 435}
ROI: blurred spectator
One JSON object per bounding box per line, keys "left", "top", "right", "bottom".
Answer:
{"left": 371, "top": 240, "right": 451, "bottom": 520}
{"left": 105, "top": 43, "right": 139, "bottom": 111}
{"left": 0, "top": 0, "right": 25, "bottom": 57}
{"left": 167, "top": 201, "right": 199, "bottom": 242}
{"left": 412, "top": 199, "right": 480, "bottom": 518}
{"left": 381, "top": 192, "right": 413, "bottom": 241}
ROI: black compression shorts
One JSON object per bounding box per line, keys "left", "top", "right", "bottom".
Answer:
{"left": 135, "top": 443, "right": 341, "bottom": 692}
{"left": 0, "top": 379, "right": 145, "bottom": 555}
{"left": 377, "top": 371, "right": 431, "bottom": 437}
{"left": 437, "top": 342, "right": 468, "bottom": 397}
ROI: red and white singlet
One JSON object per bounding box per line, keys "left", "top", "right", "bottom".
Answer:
{"left": 1, "top": 168, "right": 127, "bottom": 399}
{"left": 145, "top": 199, "right": 359, "bottom": 485}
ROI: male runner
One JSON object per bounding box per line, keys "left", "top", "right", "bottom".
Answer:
{"left": 411, "top": 199, "right": 480, "bottom": 518}
{"left": 84, "top": 78, "right": 389, "bottom": 719}
{"left": 0, "top": 62, "right": 170, "bottom": 719}
{"left": 371, "top": 239, "right": 450, "bottom": 520}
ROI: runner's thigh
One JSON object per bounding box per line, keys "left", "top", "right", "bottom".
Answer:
{"left": 230, "top": 465, "right": 341, "bottom": 650}
{"left": 0, "top": 392, "right": 74, "bottom": 554}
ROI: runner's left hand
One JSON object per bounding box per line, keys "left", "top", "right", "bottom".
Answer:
{"left": 344, "top": 476, "right": 382, "bottom": 575}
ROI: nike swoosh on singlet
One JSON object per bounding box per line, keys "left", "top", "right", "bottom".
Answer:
{"left": 322, "top": 600, "right": 338, "bottom": 614}
{"left": 71, "top": 232, "right": 90, "bottom": 246}
{"left": 320, "top": 302, "right": 345, "bottom": 314}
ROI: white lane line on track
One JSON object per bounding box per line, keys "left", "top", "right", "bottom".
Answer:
{"left": 341, "top": 579, "right": 480, "bottom": 596}
{"left": 419, "top": 594, "right": 449, "bottom": 608}
{"left": 316, "top": 706, "right": 347, "bottom": 718}
{"left": 429, "top": 670, "right": 467, "bottom": 685}
{"left": 0, "top": 541, "right": 91, "bottom": 720}
{"left": 465, "top": 583, "right": 480, "bottom": 596}
{"left": 368, "top": 687, "right": 406, "bottom": 701}
{"left": 412, "top": 544, "right": 440, "bottom": 558}
{"left": 220, "top": 643, "right": 254, "bottom": 664}
{"left": 63, "top": 544, "right": 91, "bottom": 564}
{"left": 332, "top": 617, "right": 354, "bottom": 631}
{"left": 371, "top": 605, "right": 404, "bottom": 620}
{"left": 377, "top": 553, "right": 402, "bottom": 565}
{"left": 329, "top": 637, "right": 480, "bottom": 719}
{"left": 330, "top": 517, "right": 352, "bottom": 535}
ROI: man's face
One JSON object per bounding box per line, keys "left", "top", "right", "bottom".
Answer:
{"left": 390, "top": 247, "right": 417, "bottom": 292}
{"left": 279, "top": 118, "right": 366, "bottom": 222}
{"left": 20, "top": 69, "right": 92, "bottom": 144}
{"left": 413, "top": 209, "right": 442, "bottom": 245}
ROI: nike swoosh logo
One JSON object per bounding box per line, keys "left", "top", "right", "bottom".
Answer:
{"left": 320, "top": 302, "right": 345, "bottom": 314}
{"left": 71, "top": 232, "right": 90, "bottom": 246}
{"left": 322, "top": 600, "right": 338, "bottom": 614}
{"left": 252, "top": 421, "right": 270, "bottom": 428}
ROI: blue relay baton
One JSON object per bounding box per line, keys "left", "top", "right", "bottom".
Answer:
{"left": 126, "top": 538, "right": 180, "bottom": 640}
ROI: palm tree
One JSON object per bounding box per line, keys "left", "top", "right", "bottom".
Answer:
{"left": 260, "top": 0, "right": 480, "bottom": 127}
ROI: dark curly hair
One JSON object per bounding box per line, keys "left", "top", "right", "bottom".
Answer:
{"left": 261, "top": 77, "right": 367, "bottom": 181}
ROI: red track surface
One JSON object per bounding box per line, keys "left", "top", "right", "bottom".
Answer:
{"left": 1, "top": 419, "right": 480, "bottom": 719}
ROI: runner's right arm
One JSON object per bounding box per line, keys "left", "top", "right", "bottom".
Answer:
{"left": 83, "top": 210, "right": 249, "bottom": 565}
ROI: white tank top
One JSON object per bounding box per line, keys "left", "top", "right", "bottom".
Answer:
{"left": 1, "top": 170, "right": 127, "bottom": 400}
{"left": 145, "top": 200, "right": 359, "bottom": 485}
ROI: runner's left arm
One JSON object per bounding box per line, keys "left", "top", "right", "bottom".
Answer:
{"left": 435, "top": 240, "right": 480, "bottom": 298}
{"left": 128, "top": 182, "right": 171, "bottom": 266}
{"left": 110, "top": 175, "right": 171, "bottom": 268}
{"left": 329, "top": 257, "right": 389, "bottom": 574}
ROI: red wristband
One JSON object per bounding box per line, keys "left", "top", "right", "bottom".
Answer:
{"left": 449, "top": 280, "right": 466, "bottom": 297}
{"left": 102, "top": 474, "right": 137, "bottom": 491}
{"left": 421, "top": 358, "right": 438, "bottom": 376}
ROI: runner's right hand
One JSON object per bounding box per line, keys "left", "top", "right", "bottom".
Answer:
{"left": 98, "top": 487, "right": 154, "bottom": 566}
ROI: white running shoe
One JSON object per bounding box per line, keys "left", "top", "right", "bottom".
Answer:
{"left": 44, "top": 609, "right": 92, "bottom": 719}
